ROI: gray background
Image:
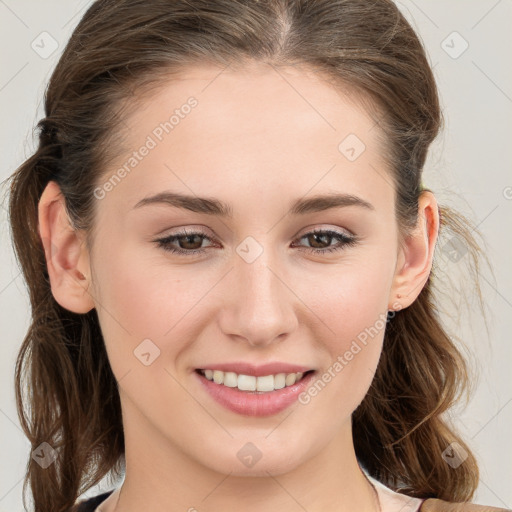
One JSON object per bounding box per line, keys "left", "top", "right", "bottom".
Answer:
{"left": 1, "top": 1, "right": 511, "bottom": 510}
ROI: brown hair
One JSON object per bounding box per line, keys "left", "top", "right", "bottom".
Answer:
{"left": 5, "top": 1, "right": 488, "bottom": 511}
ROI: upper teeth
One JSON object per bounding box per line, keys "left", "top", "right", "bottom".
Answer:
{"left": 201, "top": 369, "right": 306, "bottom": 392}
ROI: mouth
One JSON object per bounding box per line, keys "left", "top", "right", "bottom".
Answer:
{"left": 193, "top": 367, "right": 317, "bottom": 417}
{"left": 194, "top": 368, "right": 315, "bottom": 393}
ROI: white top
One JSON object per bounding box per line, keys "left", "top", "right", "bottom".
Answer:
{"left": 366, "top": 473, "right": 425, "bottom": 512}
{"left": 90, "top": 472, "right": 425, "bottom": 512}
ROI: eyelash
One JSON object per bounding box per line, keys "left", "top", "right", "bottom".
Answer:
{"left": 154, "top": 228, "right": 358, "bottom": 256}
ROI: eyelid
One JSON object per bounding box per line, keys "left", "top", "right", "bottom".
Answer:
{"left": 294, "top": 224, "right": 355, "bottom": 239}
{"left": 155, "top": 224, "right": 215, "bottom": 238}
{"left": 153, "top": 224, "right": 359, "bottom": 257}
{"left": 156, "top": 225, "right": 354, "bottom": 244}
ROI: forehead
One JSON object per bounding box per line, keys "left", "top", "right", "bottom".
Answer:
{"left": 124, "top": 61, "right": 382, "bottom": 143}
{"left": 101, "top": 62, "right": 393, "bottom": 214}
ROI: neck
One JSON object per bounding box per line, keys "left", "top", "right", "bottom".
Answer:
{"left": 101, "top": 397, "right": 379, "bottom": 512}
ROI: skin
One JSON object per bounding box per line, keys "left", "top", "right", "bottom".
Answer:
{"left": 38, "top": 62, "right": 439, "bottom": 512}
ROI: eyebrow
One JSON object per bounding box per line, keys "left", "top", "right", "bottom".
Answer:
{"left": 132, "top": 191, "right": 374, "bottom": 217}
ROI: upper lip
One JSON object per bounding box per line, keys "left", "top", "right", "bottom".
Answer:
{"left": 196, "top": 362, "right": 314, "bottom": 377}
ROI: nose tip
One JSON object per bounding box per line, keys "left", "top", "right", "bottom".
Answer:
{"left": 218, "top": 258, "right": 298, "bottom": 348}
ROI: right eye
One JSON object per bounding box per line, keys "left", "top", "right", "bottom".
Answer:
{"left": 154, "top": 228, "right": 216, "bottom": 256}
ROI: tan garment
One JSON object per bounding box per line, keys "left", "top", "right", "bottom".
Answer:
{"left": 366, "top": 473, "right": 511, "bottom": 512}
{"left": 420, "top": 498, "right": 511, "bottom": 512}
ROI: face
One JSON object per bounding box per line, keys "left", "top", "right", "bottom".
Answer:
{"left": 83, "top": 62, "right": 404, "bottom": 476}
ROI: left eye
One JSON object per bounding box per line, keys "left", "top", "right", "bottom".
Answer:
{"left": 292, "top": 229, "right": 357, "bottom": 253}
{"left": 154, "top": 228, "right": 357, "bottom": 256}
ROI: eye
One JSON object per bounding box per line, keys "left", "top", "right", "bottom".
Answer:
{"left": 154, "top": 228, "right": 215, "bottom": 256}
{"left": 154, "top": 227, "right": 358, "bottom": 256}
{"left": 291, "top": 228, "right": 358, "bottom": 254}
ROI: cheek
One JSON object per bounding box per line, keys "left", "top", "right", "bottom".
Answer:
{"left": 298, "top": 302, "right": 387, "bottom": 425}
{"left": 297, "top": 253, "right": 394, "bottom": 410}
{"left": 92, "top": 255, "right": 216, "bottom": 421}
{"left": 96, "top": 217, "right": 210, "bottom": 317}
{"left": 91, "top": 244, "right": 216, "bottom": 374}
{"left": 307, "top": 250, "right": 395, "bottom": 336}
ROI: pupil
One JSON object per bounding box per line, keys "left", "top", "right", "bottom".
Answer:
{"left": 181, "top": 234, "right": 201, "bottom": 249}
{"left": 310, "top": 233, "right": 330, "bottom": 248}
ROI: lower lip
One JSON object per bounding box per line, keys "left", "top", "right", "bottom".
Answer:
{"left": 194, "top": 370, "right": 316, "bottom": 417}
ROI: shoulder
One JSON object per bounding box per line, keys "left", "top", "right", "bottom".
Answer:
{"left": 419, "top": 498, "right": 511, "bottom": 512}
{"left": 366, "top": 474, "right": 510, "bottom": 512}
{"left": 365, "top": 472, "right": 510, "bottom": 512}
{"left": 69, "top": 490, "right": 114, "bottom": 512}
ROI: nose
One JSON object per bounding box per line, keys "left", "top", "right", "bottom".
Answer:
{"left": 217, "top": 247, "right": 299, "bottom": 348}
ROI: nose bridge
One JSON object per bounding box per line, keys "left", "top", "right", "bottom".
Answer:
{"left": 220, "top": 237, "right": 298, "bottom": 346}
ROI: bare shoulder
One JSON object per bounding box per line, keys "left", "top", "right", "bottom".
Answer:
{"left": 420, "top": 498, "right": 511, "bottom": 512}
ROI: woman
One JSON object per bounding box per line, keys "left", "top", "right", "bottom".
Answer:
{"left": 7, "top": 0, "right": 509, "bottom": 511}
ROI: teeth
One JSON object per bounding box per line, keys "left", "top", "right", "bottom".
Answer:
{"left": 223, "top": 372, "right": 238, "bottom": 387}
{"left": 200, "top": 369, "right": 309, "bottom": 392}
{"left": 274, "top": 373, "right": 286, "bottom": 390}
{"left": 256, "top": 374, "right": 274, "bottom": 392}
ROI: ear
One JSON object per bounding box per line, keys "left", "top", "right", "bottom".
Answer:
{"left": 38, "top": 180, "right": 95, "bottom": 314}
{"left": 388, "top": 190, "right": 440, "bottom": 311}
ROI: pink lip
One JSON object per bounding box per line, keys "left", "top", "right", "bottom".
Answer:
{"left": 195, "top": 362, "right": 313, "bottom": 377}
{"left": 194, "top": 369, "right": 316, "bottom": 417}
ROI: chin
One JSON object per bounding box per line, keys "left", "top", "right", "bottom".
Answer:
{"left": 206, "top": 454, "right": 305, "bottom": 478}
{"left": 194, "top": 434, "right": 312, "bottom": 477}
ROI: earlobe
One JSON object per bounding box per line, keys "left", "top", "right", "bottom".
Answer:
{"left": 388, "top": 191, "right": 440, "bottom": 310}
{"left": 38, "top": 180, "right": 95, "bottom": 314}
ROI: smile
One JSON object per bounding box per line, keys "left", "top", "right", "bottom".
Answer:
{"left": 194, "top": 369, "right": 317, "bottom": 417}
{"left": 196, "top": 368, "right": 312, "bottom": 392}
